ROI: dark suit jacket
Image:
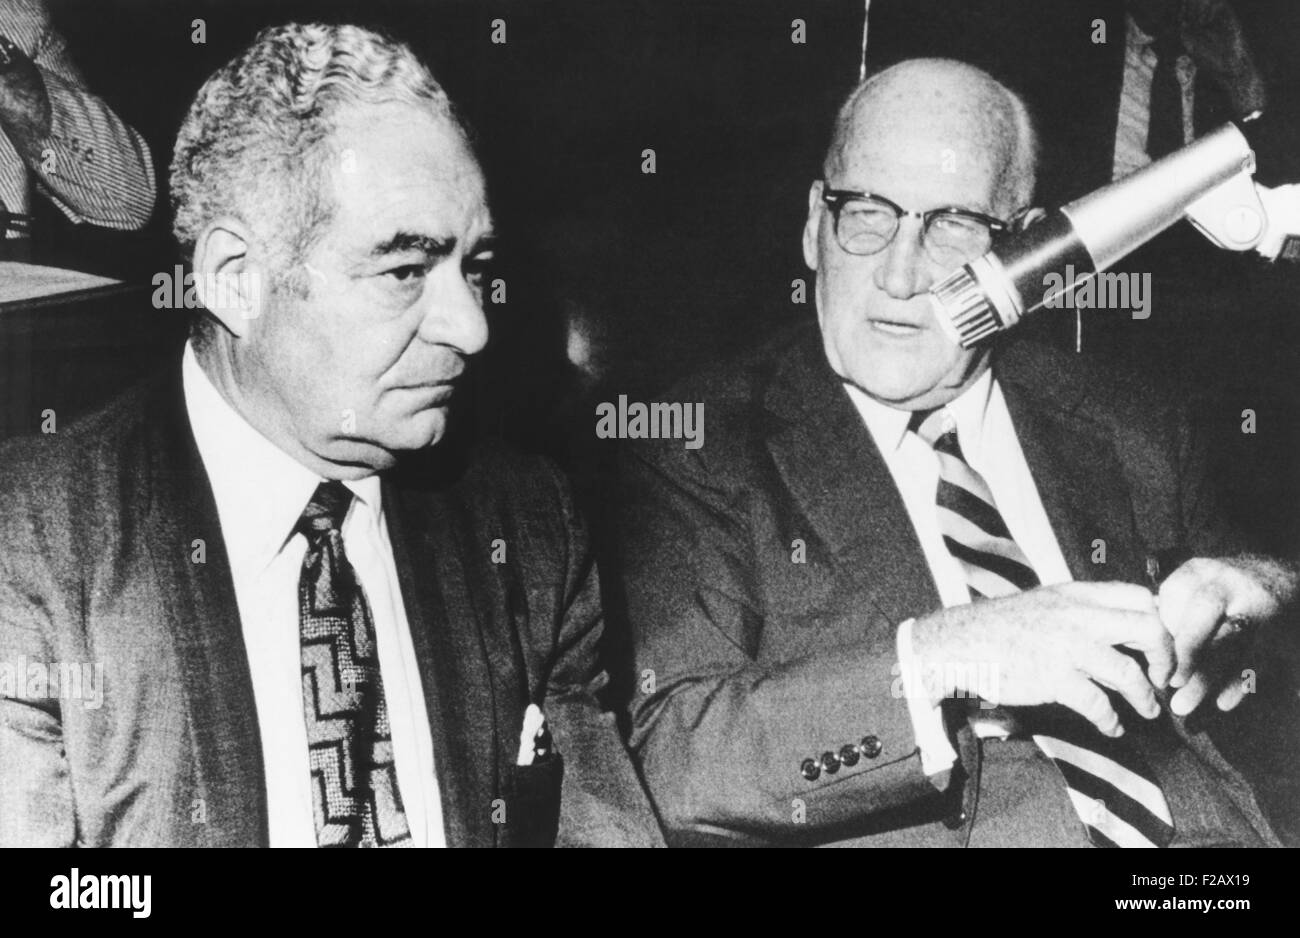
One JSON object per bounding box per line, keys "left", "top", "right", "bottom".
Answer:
{"left": 617, "top": 321, "right": 1280, "bottom": 847}
{"left": 0, "top": 363, "right": 664, "bottom": 847}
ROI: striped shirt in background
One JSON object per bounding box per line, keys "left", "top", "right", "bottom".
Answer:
{"left": 0, "top": 0, "right": 155, "bottom": 239}
{"left": 1112, "top": 13, "right": 1197, "bottom": 181}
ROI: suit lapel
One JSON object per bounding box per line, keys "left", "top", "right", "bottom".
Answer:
{"left": 761, "top": 333, "right": 1150, "bottom": 599}
{"left": 996, "top": 344, "right": 1148, "bottom": 586}
{"left": 385, "top": 468, "right": 501, "bottom": 847}
{"left": 140, "top": 366, "right": 504, "bottom": 847}
{"left": 761, "top": 330, "right": 968, "bottom": 841}
{"left": 140, "top": 368, "right": 268, "bottom": 847}
{"left": 762, "top": 330, "right": 940, "bottom": 625}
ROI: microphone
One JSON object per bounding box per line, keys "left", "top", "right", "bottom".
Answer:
{"left": 930, "top": 120, "right": 1267, "bottom": 348}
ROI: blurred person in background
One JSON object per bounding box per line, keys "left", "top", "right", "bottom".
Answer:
{"left": 0, "top": 0, "right": 154, "bottom": 259}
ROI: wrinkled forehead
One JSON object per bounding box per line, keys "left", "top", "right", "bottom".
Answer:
{"left": 326, "top": 103, "right": 491, "bottom": 242}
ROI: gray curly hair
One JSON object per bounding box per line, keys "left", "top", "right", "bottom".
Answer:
{"left": 170, "top": 22, "right": 466, "bottom": 268}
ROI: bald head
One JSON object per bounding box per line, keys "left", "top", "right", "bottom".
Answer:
{"left": 823, "top": 58, "right": 1037, "bottom": 214}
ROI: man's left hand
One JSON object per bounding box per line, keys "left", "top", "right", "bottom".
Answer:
{"left": 1157, "top": 555, "right": 1295, "bottom": 716}
{"left": 0, "top": 36, "right": 51, "bottom": 142}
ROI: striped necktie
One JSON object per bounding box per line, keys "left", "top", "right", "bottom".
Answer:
{"left": 910, "top": 408, "right": 1175, "bottom": 848}
{"left": 296, "top": 481, "right": 412, "bottom": 847}
{"left": 1147, "top": 34, "right": 1187, "bottom": 161}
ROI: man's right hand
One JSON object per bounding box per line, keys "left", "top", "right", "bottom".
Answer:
{"left": 910, "top": 582, "right": 1174, "bottom": 737}
{"left": 0, "top": 36, "right": 51, "bottom": 143}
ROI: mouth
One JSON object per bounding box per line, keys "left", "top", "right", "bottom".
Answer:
{"left": 867, "top": 316, "right": 927, "bottom": 337}
{"left": 393, "top": 378, "right": 459, "bottom": 406}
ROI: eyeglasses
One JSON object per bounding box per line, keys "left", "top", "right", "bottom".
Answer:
{"left": 820, "top": 184, "right": 1010, "bottom": 267}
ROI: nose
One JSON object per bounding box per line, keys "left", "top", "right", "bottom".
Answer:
{"left": 872, "top": 217, "right": 935, "bottom": 300}
{"left": 417, "top": 267, "right": 489, "bottom": 356}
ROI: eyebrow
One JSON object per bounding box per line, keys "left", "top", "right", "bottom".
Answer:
{"left": 832, "top": 187, "right": 993, "bottom": 217}
{"left": 369, "top": 230, "right": 498, "bottom": 259}
{"left": 370, "top": 232, "right": 457, "bottom": 259}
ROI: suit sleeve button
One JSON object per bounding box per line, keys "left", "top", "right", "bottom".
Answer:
{"left": 800, "top": 757, "right": 821, "bottom": 781}
{"left": 859, "top": 735, "right": 883, "bottom": 759}
{"left": 838, "top": 744, "right": 860, "bottom": 767}
{"left": 820, "top": 750, "right": 840, "bottom": 774}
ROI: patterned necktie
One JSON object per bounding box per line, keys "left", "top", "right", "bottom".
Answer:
{"left": 910, "top": 408, "right": 1175, "bottom": 848}
{"left": 296, "top": 481, "right": 412, "bottom": 847}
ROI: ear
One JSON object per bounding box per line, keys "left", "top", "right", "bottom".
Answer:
{"left": 802, "top": 179, "right": 824, "bottom": 271}
{"left": 1014, "top": 206, "right": 1049, "bottom": 232}
{"left": 190, "top": 218, "right": 266, "bottom": 337}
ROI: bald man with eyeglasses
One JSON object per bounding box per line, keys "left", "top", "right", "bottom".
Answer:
{"left": 615, "top": 57, "right": 1294, "bottom": 849}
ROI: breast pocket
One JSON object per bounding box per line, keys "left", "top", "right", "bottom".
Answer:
{"left": 500, "top": 755, "right": 564, "bottom": 848}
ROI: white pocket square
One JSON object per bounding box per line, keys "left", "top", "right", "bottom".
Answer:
{"left": 516, "top": 703, "right": 553, "bottom": 766}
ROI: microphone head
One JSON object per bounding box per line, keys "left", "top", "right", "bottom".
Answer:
{"left": 928, "top": 122, "right": 1258, "bottom": 348}
{"left": 930, "top": 266, "right": 999, "bottom": 348}
{"left": 930, "top": 252, "right": 1026, "bottom": 349}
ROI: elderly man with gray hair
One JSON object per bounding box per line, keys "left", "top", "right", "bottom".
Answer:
{"left": 618, "top": 57, "right": 1294, "bottom": 848}
{"left": 0, "top": 22, "right": 662, "bottom": 848}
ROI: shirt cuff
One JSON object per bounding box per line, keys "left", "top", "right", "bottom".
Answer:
{"left": 896, "top": 617, "right": 958, "bottom": 782}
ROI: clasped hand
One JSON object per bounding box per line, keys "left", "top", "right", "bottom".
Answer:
{"left": 911, "top": 558, "right": 1285, "bottom": 735}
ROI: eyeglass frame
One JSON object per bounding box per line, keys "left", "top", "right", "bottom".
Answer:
{"left": 817, "top": 182, "right": 1015, "bottom": 263}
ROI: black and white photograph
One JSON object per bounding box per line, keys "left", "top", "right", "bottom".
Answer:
{"left": 0, "top": 0, "right": 1297, "bottom": 912}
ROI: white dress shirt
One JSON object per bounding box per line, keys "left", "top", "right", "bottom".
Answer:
{"left": 183, "top": 343, "right": 445, "bottom": 847}
{"left": 844, "top": 369, "right": 1073, "bottom": 778}
{"left": 1113, "top": 13, "right": 1197, "bottom": 181}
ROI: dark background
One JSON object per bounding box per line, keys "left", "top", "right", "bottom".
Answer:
{"left": 3, "top": 0, "right": 1298, "bottom": 838}
{"left": 20, "top": 0, "right": 1299, "bottom": 557}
